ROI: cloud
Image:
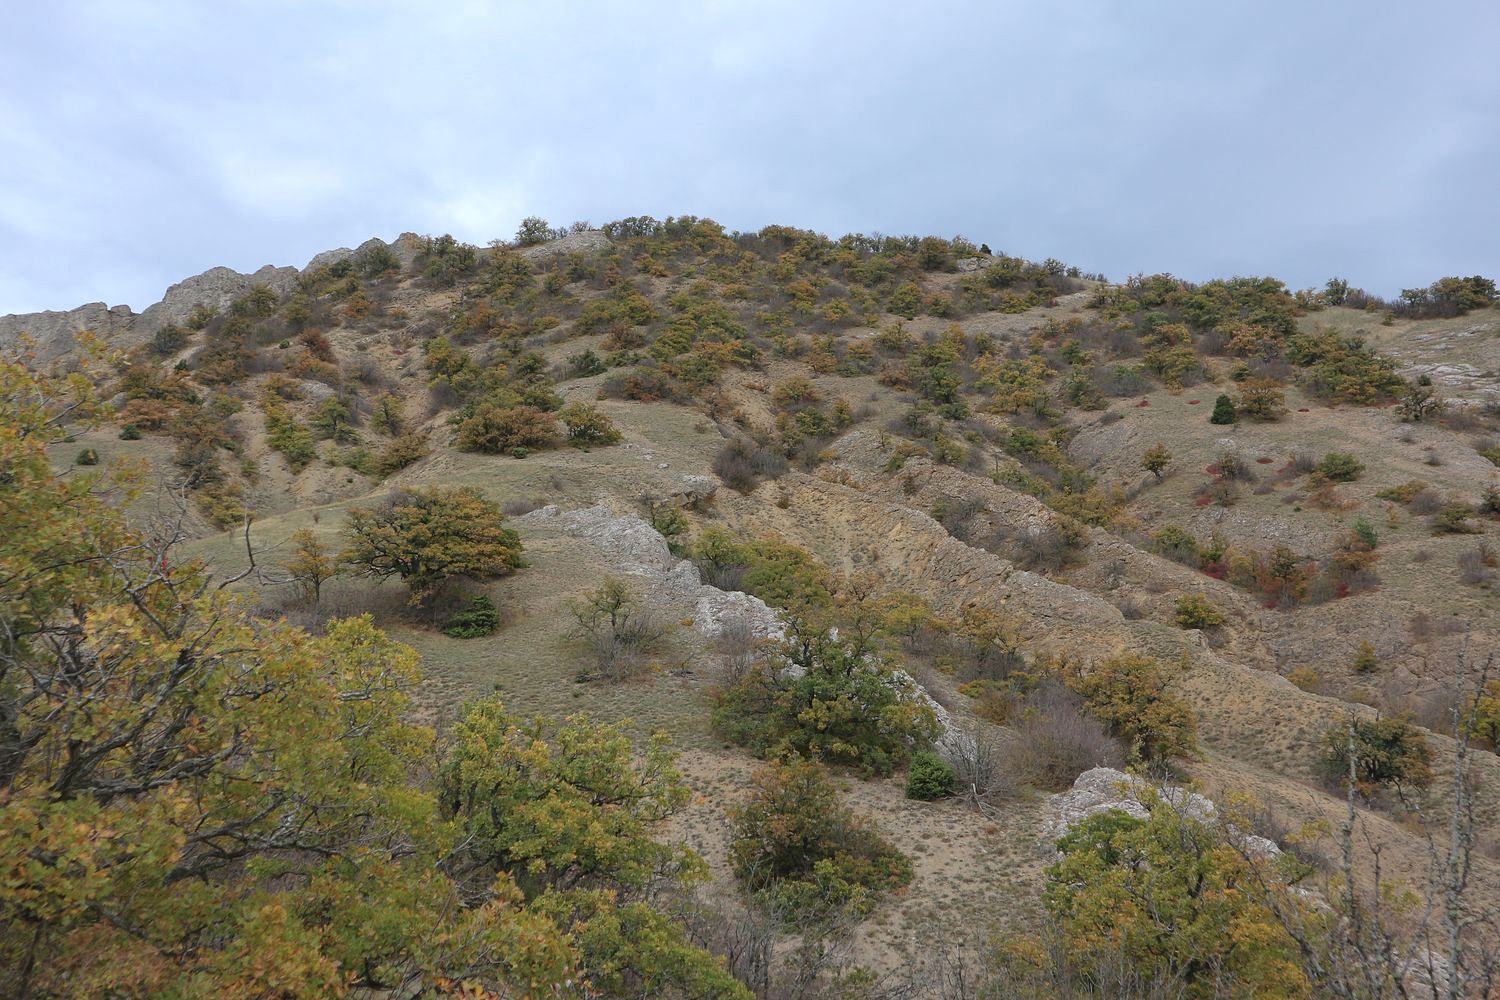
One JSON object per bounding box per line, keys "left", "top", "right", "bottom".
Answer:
{"left": 0, "top": 0, "right": 1496, "bottom": 314}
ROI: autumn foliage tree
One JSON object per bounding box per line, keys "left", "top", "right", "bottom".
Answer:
{"left": 1036, "top": 798, "right": 1310, "bottom": 998}
{"left": 280, "top": 527, "right": 337, "bottom": 603}
{"left": 1065, "top": 653, "right": 1198, "bottom": 764}
{"left": 341, "top": 486, "right": 525, "bottom": 603}
{"left": 0, "top": 355, "right": 743, "bottom": 998}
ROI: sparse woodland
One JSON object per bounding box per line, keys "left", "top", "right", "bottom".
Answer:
{"left": 4, "top": 217, "right": 1500, "bottom": 997}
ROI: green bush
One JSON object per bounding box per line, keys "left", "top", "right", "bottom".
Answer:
{"left": 1315, "top": 451, "right": 1365, "bottom": 482}
{"left": 558, "top": 402, "right": 622, "bottom": 449}
{"left": 1432, "top": 501, "right": 1481, "bottom": 535}
{"left": 905, "top": 751, "right": 956, "bottom": 800}
{"left": 730, "top": 757, "right": 912, "bottom": 922}
{"left": 712, "top": 610, "right": 937, "bottom": 776}
{"left": 118, "top": 424, "right": 142, "bottom": 441}
{"left": 265, "top": 407, "right": 317, "bottom": 473}
{"left": 1209, "top": 394, "right": 1237, "bottom": 424}
{"left": 1173, "top": 593, "right": 1225, "bottom": 629}
{"left": 1320, "top": 715, "right": 1432, "bottom": 798}
{"left": 75, "top": 447, "right": 99, "bottom": 466}
{"left": 444, "top": 594, "right": 500, "bottom": 638}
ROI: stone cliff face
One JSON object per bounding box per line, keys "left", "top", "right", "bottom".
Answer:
{"left": 0, "top": 230, "right": 605, "bottom": 362}
{"left": 0, "top": 237, "right": 416, "bottom": 362}
{"left": 0, "top": 301, "right": 138, "bottom": 362}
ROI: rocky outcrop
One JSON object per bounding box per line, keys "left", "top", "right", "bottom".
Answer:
{"left": 0, "top": 302, "right": 137, "bottom": 362}
{"left": 513, "top": 503, "right": 783, "bottom": 642}
{"left": 512, "top": 503, "right": 970, "bottom": 749}
{"left": 1046, "top": 767, "right": 1281, "bottom": 858}
{"left": 139, "top": 264, "right": 300, "bottom": 332}
{"left": 3, "top": 262, "right": 299, "bottom": 363}
{"left": 2, "top": 234, "right": 414, "bottom": 363}
{"left": 519, "top": 231, "right": 611, "bottom": 260}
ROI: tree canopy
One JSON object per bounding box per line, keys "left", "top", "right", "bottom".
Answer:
{"left": 0, "top": 354, "right": 743, "bottom": 999}
{"left": 341, "top": 485, "right": 525, "bottom": 602}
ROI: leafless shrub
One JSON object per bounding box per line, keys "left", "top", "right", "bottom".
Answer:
{"left": 1409, "top": 488, "right": 1446, "bottom": 515}
{"left": 715, "top": 612, "right": 769, "bottom": 684}
{"left": 1285, "top": 451, "right": 1317, "bottom": 477}
{"left": 946, "top": 723, "right": 1018, "bottom": 809}
{"left": 990, "top": 518, "right": 1086, "bottom": 573}
{"left": 713, "top": 437, "right": 789, "bottom": 493}
{"left": 1457, "top": 542, "right": 1497, "bottom": 586}
{"left": 1215, "top": 449, "right": 1255, "bottom": 482}
{"left": 255, "top": 578, "right": 412, "bottom": 635}
{"left": 1438, "top": 404, "right": 1484, "bottom": 433}
{"left": 932, "top": 494, "right": 985, "bottom": 543}
{"left": 243, "top": 349, "right": 288, "bottom": 375}
{"left": 1096, "top": 363, "right": 1151, "bottom": 396}
{"left": 1007, "top": 681, "right": 1125, "bottom": 791}
{"left": 569, "top": 578, "right": 666, "bottom": 681}
{"left": 673, "top": 892, "right": 776, "bottom": 998}
{"left": 501, "top": 497, "right": 547, "bottom": 517}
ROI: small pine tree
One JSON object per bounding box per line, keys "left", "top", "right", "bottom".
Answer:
{"left": 1351, "top": 641, "right": 1379, "bottom": 674}
{"left": 444, "top": 594, "right": 500, "bottom": 638}
{"left": 905, "top": 751, "right": 956, "bottom": 800}
{"left": 1210, "top": 394, "right": 1237, "bottom": 425}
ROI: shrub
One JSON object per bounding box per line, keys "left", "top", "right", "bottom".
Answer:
{"left": 280, "top": 528, "right": 337, "bottom": 604}
{"left": 570, "top": 577, "right": 665, "bottom": 680}
{"left": 1432, "top": 500, "right": 1481, "bottom": 535}
{"left": 1042, "top": 793, "right": 1306, "bottom": 997}
{"left": 713, "top": 436, "right": 788, "bottom": 493}
{"left": 1140, "top": 442, "right": 1172, "bottom": 480}
{"left": 1320, "top": 715, "right": 1433, "bottom": 799}
{"left": 1209, "top": 393, "right": 1237, "bottom": 424}
{"left": 1066, "top": 654, "right": 1197, "bottom": 764}
{"left": 558, "top": 402, "right": 622, "bottom": 448}
{"left": 455, "top": 403, "right": 559, "bottom": 454}
{"left": 341, "top": 486, "right": 524, "bottom": 603}
{"left": 148, "top": 322, "right": 189, "bottom": 356}
{"left": 311, "top": 395, "right": 358, "bottom": 444}
{"left": 1009, "top": 682, "right": 1124, "bottom": 790}
{"left": 375, "top": 430, "right": 428, "bottom": 476}
{"left": 1151, "top": 524, "right": 1200, "bottom": 565}
{"left": 74, "top": 447, "right": 99, "bottom": 466}
{"left": 905, "top": 750, "right": 956, "bottom": 801}
{"left": 1351, "top": 641, "right": 1379, "bottom": 674}
{"left": 729, "top": 757, "right": 912, "bottom": 922}
{"left": 1457, "top": 543, "right": 1497, "bottom": 587}
{"left": 712, "top": 618, "right": 938, "bottom": 777}
{"left": 1235, "top": 378, "right": 1287, "bottom": 421}
{"left": 416, "top": 234, "right": 478, "bottom": 287}
{"left": 444, "top": 594, "right": 500, "bottom": 638}
{"left": 999, "top": 515, "right": 1089, "bottom": 573}
{"left": 1315, "top": 451, "right": 1365, "bottom": 482}
{"left": 263, "top": 397, "right": 317, "bottom": 473}
{"left": 1173, "top": 592, "right": 1225, "bottom": 629}
{"left": 118, "top": 424, "right": 141, "bottom": 440}
{"left": 370, "top": 392, "right": 403, "bottom": 435}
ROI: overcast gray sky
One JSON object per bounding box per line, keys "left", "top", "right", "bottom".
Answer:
{"left": 2, "top": 1, "right": 1496, "bottom": 315}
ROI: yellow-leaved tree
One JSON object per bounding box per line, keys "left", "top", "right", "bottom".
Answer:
{"left": 0, "top": 349, "right": 746, "bottom": 999}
